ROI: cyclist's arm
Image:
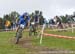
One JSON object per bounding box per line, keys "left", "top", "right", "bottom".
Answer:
{"left": 27, "top": 17, "right": 30, "bottom": 27}
{"left": 28, "top": 19, "right": 30, "bottom": 27}
{"left": 16, "top": 19, "right": 20, "bottom": 31}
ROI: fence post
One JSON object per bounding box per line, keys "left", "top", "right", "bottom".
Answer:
{"left": 72, "top": 24, "right": 74, "bottom": 33}
{"left": 40, "top": 24, "right": 46, "bottom": 44}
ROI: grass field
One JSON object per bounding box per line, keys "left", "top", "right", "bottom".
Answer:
{"left": 0, "top": 29, "right": 75, "bottom": 54}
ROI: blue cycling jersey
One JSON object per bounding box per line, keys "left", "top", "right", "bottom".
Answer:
{"left": 18, "top": 14, "right": 30, "bottom": 26}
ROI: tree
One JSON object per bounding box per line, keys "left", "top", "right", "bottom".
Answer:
{"left": 60, "top": 16, "right": 67, "bottom": 23}
{"left": 39, "top": 16, "right": 44, "bottom": 25}
{"left": 0, "top": 18, "right": 4, "bottom": 29}
{"left": 9, "top": 11, "right": 20, "bottom": 23}
{"left": 3, "top": 14, "right": 11, "bottom": 22}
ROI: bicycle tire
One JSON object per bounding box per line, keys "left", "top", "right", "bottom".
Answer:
{"left": 16, "top": 28, "right": 22, "bottom": 44}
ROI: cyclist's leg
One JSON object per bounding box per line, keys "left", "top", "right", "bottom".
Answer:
{"left": 19, "top": 28, "right": 23, "bottom": 38}
{"left": 16, "top": 24, "right": 24, "bottom": 38}
{"left": 15, "top": 27, "right": 19, "bottom": 37}
{"left": 15, "top": 27, "right": 21, "bottom": 44}
{"left": 33, "top": 26, "right": 37, "bottom": 36}
{"left": 29, "top": 25, "right": 33, "bottom": 36}
{"left": 15, "top": 24, "right": 25, "bottom": 44}
{"left": 19, "top": 24, "right": 25, "bottom": 38}
{"left": 31, "top": 23, "right": 37, "bottom": 36}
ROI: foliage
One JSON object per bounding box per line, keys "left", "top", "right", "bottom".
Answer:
{"left": 60, "top": 16, "right": 67, "bottom": 23}
{"left": 3, "top": 11, "right": 20, "bottom": 23}
{"left": 60, "top": 15, "right": 75, "bottom": 23}
{"left": 9, "top": 11, "right": 20, "bottom": 23}
{"left": 0, "top": 18, "right": 3, "bottom": 29}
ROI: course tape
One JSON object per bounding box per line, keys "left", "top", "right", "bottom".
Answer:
{"left": 44, "top": 33, "right": 75, "bottom": 39}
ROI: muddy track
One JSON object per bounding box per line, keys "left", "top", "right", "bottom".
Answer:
{"left": 10, "top": 37, "right": 74, "bottom": 54}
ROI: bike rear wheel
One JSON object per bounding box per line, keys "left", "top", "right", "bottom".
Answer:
{"left": 16, "top": 28, "right": 22, "bottom": 44}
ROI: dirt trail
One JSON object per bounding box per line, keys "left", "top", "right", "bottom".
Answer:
{"left": 16, "top": 37, "right": 54, "bottom": 51}
{"left": 10, "top": 36, "right": 73, "bottom": 54}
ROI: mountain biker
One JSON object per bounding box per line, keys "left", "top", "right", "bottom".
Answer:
{"left": 34, "top": 11, "right": 40, "bottom": 28}
{"left": 29, "top": 22, "right": 37, "bottom": 36}
{"left": 55, "top": 16, "right": 63, "bottom": 29}
{"left": 16, "top": 12, "right": 30, "bottom": 38}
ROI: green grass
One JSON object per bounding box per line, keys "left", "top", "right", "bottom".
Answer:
{"left": 32, "top": 36, "right": 75, "bottom": 50}
{"left": 40, "top": 37, "right": 75, "bottom": 50}
{"left": 0, "top": 30, "right": 75, "bottom": 54}
{"left": 0, "top": 31, "right": 31, "bottom": 54}
{"left": 45, "top": 29, "right": 75, "bottom": 37}
{"left": 32, "top": 30, "right": 75, "bottom": 50}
